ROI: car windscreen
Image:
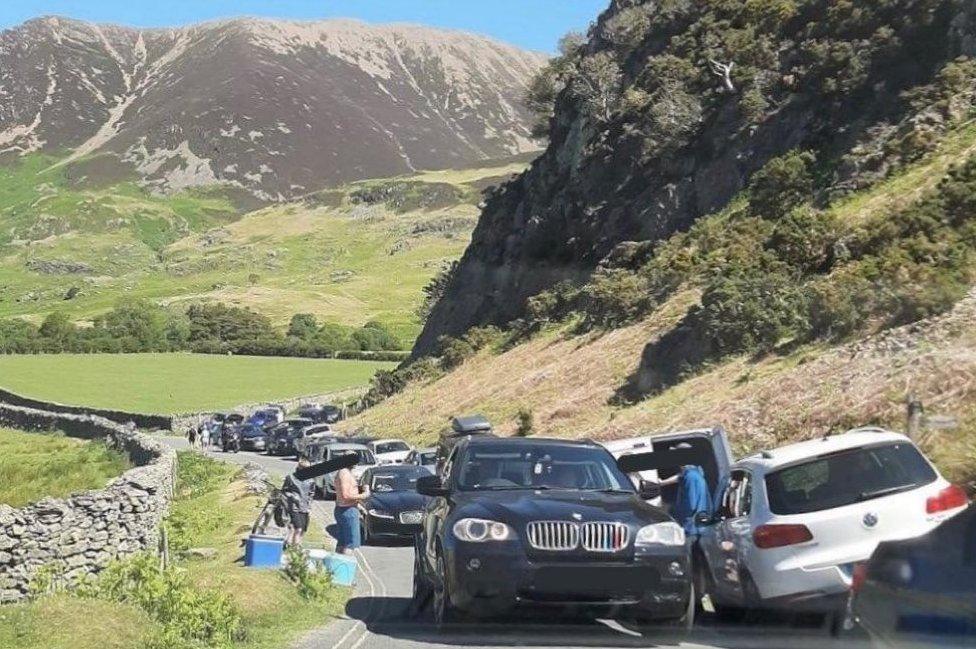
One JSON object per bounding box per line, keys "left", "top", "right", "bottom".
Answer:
{"left": 370, "top": 469, "right": 426, "bottom": 492}
{"left": 241, "top": 426, "right": 264, "bottom": 437}
{"left": 376, "top": 441, "right": 409, "bottom": 454}
{"left": 457, "top": 444, "right": 633, "bottom": 492}
{"left": 765, "top": 442, "right": 938, "bottom": 515}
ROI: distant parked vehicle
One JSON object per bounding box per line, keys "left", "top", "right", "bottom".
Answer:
{"left": 694, "top": 429, "right": 968, "bottom": 625}
{"left": 239, "top": 424, "right": 268, "bottom": 452}
{"left": 225, "top": 413, "right": 245, "bottom": 427}
{"left": 247, "top": 408, "right": 283, "bottom": 431}
{"left": 298, "top": 404, "right": 342, "bottom": 424}
{"left": 854, "top": 504, "right": 975, "bottom": 647}
{"left": 265, "top": 405, "right": 286, "bottom": 424}
{"left": 294, "top": 424, "right": 336, "bottom": 458}
{"left": 369, "top": 439, "right": 412, "bottom": 465}
{"left": 406, "top": 447, "right": 438, "bottom": 474}
{"left": 313, "top": 443, "right": 377, "bottom": 499}
{"left": 265, "top": 418, "right": 313, "bottom": 456}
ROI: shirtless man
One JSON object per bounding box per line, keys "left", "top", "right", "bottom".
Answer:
{"left": 334, "top": 466, "right": 370, "bottom": 555}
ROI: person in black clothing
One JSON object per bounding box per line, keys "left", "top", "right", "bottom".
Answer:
{"left": 282, "top": 458, "right": 315, "bottom": 547}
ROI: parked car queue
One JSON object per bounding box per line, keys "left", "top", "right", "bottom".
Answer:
{"left": 201, "top": 408, "right": 973, "bottom": 641}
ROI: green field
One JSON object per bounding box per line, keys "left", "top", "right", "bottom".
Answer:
{"left": 0, "top": 353, "right": 395, "bottom": 413}
{"left": 0, "top": 153, "right": 524, "bottom": 344}
{"left": 0, "top": 427, "right": 129, "bottom": 507}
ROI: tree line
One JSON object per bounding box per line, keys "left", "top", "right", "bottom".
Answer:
{"left": 0, "top": 300, "right": 407, "bottom": 360}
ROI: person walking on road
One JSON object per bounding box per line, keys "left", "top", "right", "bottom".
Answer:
{"left": 334, "top": 466, "right": 370, "bottom": 555}
{"left": 187, "top": 426, "right": 197, "bottom": 447}
{"left": 201, "top": 422, "right": 211, "bottom": 450}
{"left": 282, "top": 458, "right": 315, "bottom": 548}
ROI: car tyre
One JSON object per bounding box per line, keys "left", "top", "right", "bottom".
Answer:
{"left": 432, "top": 552, "right": 463, "bottom": 628}
{"left": 664, "top": 580, "right": 696, "bottom": 633}
{"left": 360, "top": 515, "right": 370, "bottom": 546}
{"left": 411, "top": 547, "right": 433, "bottom": 616}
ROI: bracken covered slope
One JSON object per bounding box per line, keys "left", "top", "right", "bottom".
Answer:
{"left": 0, "top": 16, "right": 546, "bottom": 200}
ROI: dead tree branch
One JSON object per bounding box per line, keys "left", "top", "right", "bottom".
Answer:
{"left": 708, "top": 59, "right": 736, "bottom": 92}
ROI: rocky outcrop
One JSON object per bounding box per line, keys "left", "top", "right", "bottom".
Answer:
{"left": 414, "top": 0, "right": 976, "bottom": 356}
{"left": 0, "top": 404, "right": 175, "bottom": 603}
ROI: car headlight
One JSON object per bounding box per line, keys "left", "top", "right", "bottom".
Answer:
{"left": 635, "top": 522, "right": 685, "bottom": 547}
{"left": 368, "top": 509, "right": 395, "bottom": 520}
{"left": 452, "top": 518, "right": 514, "bottom": 542}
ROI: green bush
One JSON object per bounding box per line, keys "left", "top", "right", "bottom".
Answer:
{"left": 282, "top": 548, "right": 333, "bottom": 602}
{"left": 439, "top": 335, "right": 476, "bottom": 370}
{"left": 748, "top": 150, "right": 817, "bottom": 221}
{"left": 515, "top": 408, "right": 535, "bottom": 437}
{"left": 698, "top": 268, "right": 810, "bottom": 355}
{"left": 581, "top": 270, "right": 652, "bottom": 328}
{"left": 81, "top": 554, "right": 244, "bottom": 649}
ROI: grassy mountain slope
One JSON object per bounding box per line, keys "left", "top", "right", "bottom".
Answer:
{"left": 348, "top": 286, "right": 976, "bottom": 490}
{"left": 0, "top": 155, "right": 525, "bottom": 344}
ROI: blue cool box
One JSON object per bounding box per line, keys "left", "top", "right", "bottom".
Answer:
{"left": 244, "top": 535, "right": 284, "bottom": 568}
{"left": 307, "top": 549, "right": 357, "bottom": 586}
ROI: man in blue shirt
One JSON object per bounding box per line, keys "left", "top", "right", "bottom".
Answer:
{"left": 670, "top": 465, "right": 713, "bottom": 537}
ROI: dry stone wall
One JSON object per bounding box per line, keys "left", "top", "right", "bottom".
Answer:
{"left": 0, "top": 404, "right": 175, "bottom": 603}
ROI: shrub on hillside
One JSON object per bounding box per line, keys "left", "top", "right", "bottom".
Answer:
{"left": 580, "top": 269, "right": 652, "bottom": 328}
{"left": 748, "top": 150, "right": 817, "bottom": 220}
{"left": 698, "top": 268, "right": 811, "bottom": 355}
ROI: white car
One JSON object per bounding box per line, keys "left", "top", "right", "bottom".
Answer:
{"left": 369, "top": 439, "right": 412, "bottom": 465}
{"left": 315, "top": 443, "right": 378, "bottom": 499}
{"left": 695, "top": 428, "right": 969, "bottom": 620}
{"left": 294, "top": 424, "right": 335, "bottom": 457}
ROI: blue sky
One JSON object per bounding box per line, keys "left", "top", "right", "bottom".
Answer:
{"left": 0, "top": 1, "right": 607, "bottom": 52}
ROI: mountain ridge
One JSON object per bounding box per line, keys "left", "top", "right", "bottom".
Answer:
{"left": 0, "top": 15, "right": 546, "bottom": 200}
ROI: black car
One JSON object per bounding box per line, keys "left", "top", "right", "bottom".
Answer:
{"left": 412, "top": 436, "right": 692, "bottom": 628}
{"left": 239, "top": 424, "right": 268, "bottom": 452}
{"left": 298, "top": 404, "right": 342, "bottom": 424}
{"left": 854, "top": 504, "right": 975, "bottom": 647}
{"left": 359, "top": 465, "right": 432, "bottom": 543}
{"left": 266, "top": 418, "right": 313, "bottom": 456}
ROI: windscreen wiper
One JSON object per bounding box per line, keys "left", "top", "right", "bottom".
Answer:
{"left": 857, "top": 483, "right": 917, "bottom": 502}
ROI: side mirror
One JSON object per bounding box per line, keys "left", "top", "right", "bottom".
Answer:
{"left": 638, "top": 480, "right": 662, "bottom": 500}
{"left": 417, "top": 475, "right": 450, "bottom": 498}
{"left": 695, "top": 511, "right": 714, "bottom": 527}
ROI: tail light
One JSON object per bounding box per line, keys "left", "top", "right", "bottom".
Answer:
{"left": 753, "top": 524, "right": 813, "bottom": 549}
{"left": 851, "top": 562, "right": 868, "bottom": 594}
{"left": 926, "top": 484, "right": 968, "bottom": 514}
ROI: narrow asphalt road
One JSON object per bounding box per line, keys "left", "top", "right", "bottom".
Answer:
{"left": 161, "top": 438, "right": 867, "bottom": 649}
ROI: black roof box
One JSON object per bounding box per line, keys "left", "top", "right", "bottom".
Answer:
{"left": 450, "top": 415, "right": 493, "bottom": 435}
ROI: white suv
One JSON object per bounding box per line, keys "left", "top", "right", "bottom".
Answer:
{"left": 695, "top": 429, "right": 968, "bottom": 620}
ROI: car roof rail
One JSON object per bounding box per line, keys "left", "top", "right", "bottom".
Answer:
{"left": 845, "top": 426, "right": 891, "bottom": 434}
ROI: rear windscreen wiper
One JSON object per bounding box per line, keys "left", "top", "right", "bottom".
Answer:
{"left": 857, "top": 483, "right": 917, "bottom": 502}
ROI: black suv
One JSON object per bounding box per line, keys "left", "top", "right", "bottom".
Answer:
{"left": 413, "top": 436, "right": 693, "bottom": 628}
